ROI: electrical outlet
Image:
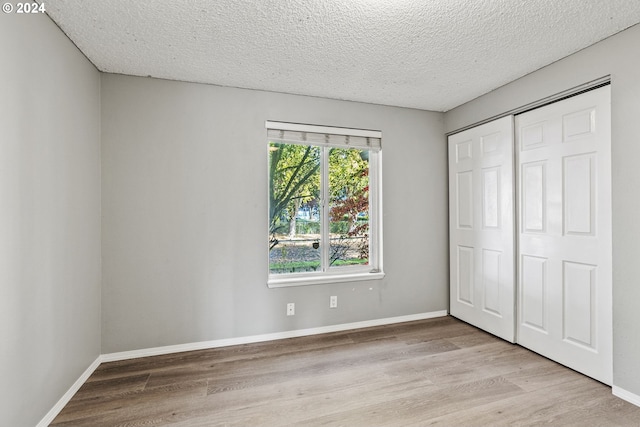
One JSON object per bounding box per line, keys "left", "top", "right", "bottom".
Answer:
{"left": 330, "top": 295, "right": 338, "bottom": 308}
{"left": 287, "top": 302, "right": 295, "bottom": 316}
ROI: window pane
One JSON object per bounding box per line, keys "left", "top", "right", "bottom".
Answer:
{"left": 268, "top": 143, "right": 321, "bottom": 275}
{"left": 328, "top": 148, "right": 370, "bottom": 269}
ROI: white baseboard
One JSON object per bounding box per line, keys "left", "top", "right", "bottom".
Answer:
{"left": 613, "top": 385, "right": 640, "bottom": 408}
{"left": 37, "top": 355, "right": 102, "bottom": 427}
{"left": 37, "top": 311, "right": 447, "bottom": 424}
{"left": 101, "top": 310, "right": 448, "bottom": 362}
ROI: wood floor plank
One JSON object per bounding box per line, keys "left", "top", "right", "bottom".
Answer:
{"left": 67, "top": 373, "right": 150, "bottom": 402}
{"left": 296, "top": 375, "right": 525, "bottom": 427}
{"left": 415, "top": 375, "right": 623, "bottom": 427}
{"left": 198, "top": 352, "right": 443, "bottom": 426}
{"left": 50, "top": 316, "right": 640, "bottom": 426}
{"left": 51, "top": 379, "right": 209, "bottom": 426}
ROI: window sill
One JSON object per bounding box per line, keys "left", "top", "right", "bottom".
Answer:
{"left": 267, "top": 271, "right": 385, "bottom": 288}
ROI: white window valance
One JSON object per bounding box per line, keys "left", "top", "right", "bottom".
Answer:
{"left": 266, "top": 121, "right": 381, "bottom": 151}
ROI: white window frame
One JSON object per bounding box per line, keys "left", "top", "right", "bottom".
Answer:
{"left": 266, "top": 121, "right": 384, "bottom": 288}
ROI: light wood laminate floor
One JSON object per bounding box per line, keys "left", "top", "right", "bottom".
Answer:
{"left": 51, "top": 316, "right": 640, "bottom": 426}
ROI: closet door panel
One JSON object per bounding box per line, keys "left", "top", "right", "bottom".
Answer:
{"left": 516, "top": 86, "right": 612, "bottom": 385}
{"left": 448, "top": 116, "right": 515, "bottom": 342}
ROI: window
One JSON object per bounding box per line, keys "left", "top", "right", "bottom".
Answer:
{"left": 267, "top": 121, "right": 383, "bottom": 287}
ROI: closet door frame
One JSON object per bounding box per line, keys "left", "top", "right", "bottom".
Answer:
{"left": 448, "top": 81, "right": 612, "bottom": 385}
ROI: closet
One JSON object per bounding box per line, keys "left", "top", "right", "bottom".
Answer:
{"left": 448, "top": 85, "right": 612, "bottom": 385}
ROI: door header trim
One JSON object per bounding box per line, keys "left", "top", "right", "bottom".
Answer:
{"left": 447, "top": 75, "right": 611, "bottom": 136}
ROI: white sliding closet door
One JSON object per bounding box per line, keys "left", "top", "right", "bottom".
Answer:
{"left": 448, "top": 116, "right": 515, "bottom": 342}
{"left": 516, "top": 86, "right": 612, "bottom": 385}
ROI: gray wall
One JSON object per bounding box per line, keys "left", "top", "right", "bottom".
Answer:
{"left": 445, "top": 24, "right": 640, "bottom": 397}
{"left": 101, "top": 74, "right": 448, "bottom": 353}
{"left": 0, "top": 13, "right": 102, "bottom": 427}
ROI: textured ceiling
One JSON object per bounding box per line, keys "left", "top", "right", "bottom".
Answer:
{"left": 45, "top": 0, "right": 640, "bottom": 112}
